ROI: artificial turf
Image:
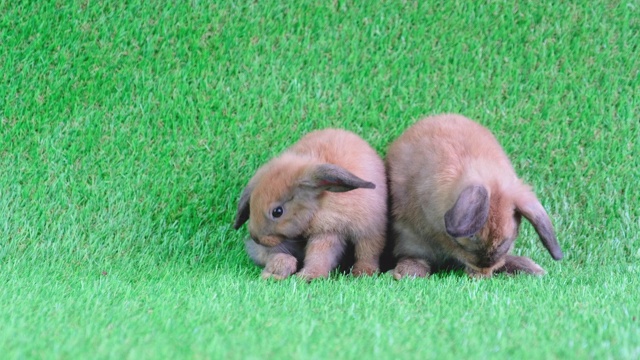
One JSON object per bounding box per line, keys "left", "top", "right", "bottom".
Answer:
{"left": 1, "top": 0, "right": 639, "bottom": 358}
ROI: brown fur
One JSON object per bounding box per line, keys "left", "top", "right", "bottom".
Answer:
{"left": 386, "top": 114, "right": 563, "bottom": 279}
{"left": 234, "top": 129, "right": 388, "bottom": 280}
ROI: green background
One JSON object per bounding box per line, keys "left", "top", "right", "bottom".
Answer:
{"left": 1, "top": 1, "right": 638, "bottom": 358}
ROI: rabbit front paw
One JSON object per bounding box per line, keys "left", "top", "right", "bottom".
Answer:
{"left": 352, "top": 261, "right": 379, "bottom": 277}
{"left": 392, "top": 258, "right": 430, "bottom": 280}
{"left": 262, "top": 253, "right": 298, "bottom": 280}
{"left": 296, "top": 267, "right": 330, "bottom": 282}
{"left": 497, "top": 255, "right": 546, "bottom": 276}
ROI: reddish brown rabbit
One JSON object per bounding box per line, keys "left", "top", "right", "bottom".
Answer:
{"left": 234, "top": 129, "right": 387, "bottom": 281}
{"left": 386, "top": 114, "right": 563, "bottom": 279}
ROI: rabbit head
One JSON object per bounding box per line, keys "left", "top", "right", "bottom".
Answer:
{"left": 444, "top": 181, "right": 563, "bottom": 277}
{"left": 233, "top": 153, "right": 375, "bottom": 247}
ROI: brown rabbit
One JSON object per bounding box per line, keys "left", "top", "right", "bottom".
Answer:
{"left": 233, "top": 129, "right": 387, "bottom": 281}
{"left": 386, "top": 114, "right": 563, "bottom": 279}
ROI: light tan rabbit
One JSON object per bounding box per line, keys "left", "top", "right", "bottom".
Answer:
{"left": 233, "top": 129, "right": 387, "bottom": 281}
{"left": 387, "top": 114, "right": 563, "bottom": 279}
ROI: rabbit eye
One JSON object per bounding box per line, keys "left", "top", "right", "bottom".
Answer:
{"left": 271, "top": 206, "right": 284, "bottom": 218}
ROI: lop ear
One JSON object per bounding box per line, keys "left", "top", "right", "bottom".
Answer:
{"left": 300, "top": 164, "right": 376, "bottom": 193}
{"left": 515, "top": 189, "right": 563, "bottom": 260}
{"left": 444, "top": 185, "right": 490, "bottom": 238}
{"left": 233, "top": 180, "right": 256, "bottom": 230}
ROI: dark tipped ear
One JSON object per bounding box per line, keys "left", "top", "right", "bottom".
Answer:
{"left": 444, "top": 185, "right": 490, "bottom": 238}
{"left": 300, "top": 164, "right": 376, "bottom": 193}
{"left": 515, "top": 191, "right": 563, "bottom": 260}
{"left": 233, "top": 182, "right": 254, "bottom": 230}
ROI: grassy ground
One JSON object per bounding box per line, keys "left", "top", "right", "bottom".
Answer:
{"left": 1, "top": 0, "right": 639, "bottom": 358}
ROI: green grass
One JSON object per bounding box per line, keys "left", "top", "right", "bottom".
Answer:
{"left": 1, "top": 0, "right": 639, "bottom": 358}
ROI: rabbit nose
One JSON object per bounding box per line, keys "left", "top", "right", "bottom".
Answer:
{"left": 476, "top": 254, "right": 495, "bottom": 268}
{"left": 250, "top": 233, "right": 260, "bottom": 244}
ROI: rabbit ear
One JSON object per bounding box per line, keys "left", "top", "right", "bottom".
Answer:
{"left": 444, "top": 185, "right": 490, "bottom": 238}
{"left": 515, "top": 191, "right": 563, "bottom": 260}
{"left": 301, "top": 164, "right": 376, "bottom": 193}
{"left": 233, "top": 181, "right": 255, "bottom": 230}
